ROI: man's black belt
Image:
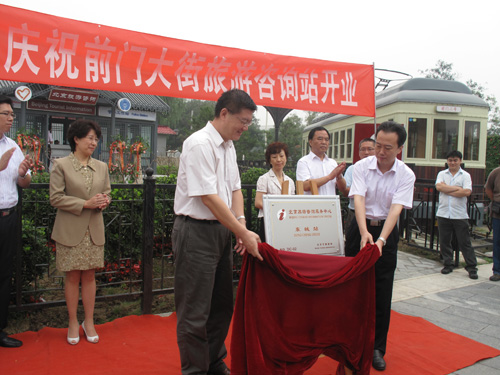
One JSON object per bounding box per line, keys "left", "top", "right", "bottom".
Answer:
{"left": 367, "top": 219, "right": 385, "bottom": 227}
{"left": 0, "top": 206, "right": 17, "bottom": 217}
{"left": 178, "top": 215, "right": 220, "bottom": 225}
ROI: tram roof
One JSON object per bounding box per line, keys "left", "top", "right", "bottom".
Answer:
{"left": 310, "top": 78, "right": 489, "bottom": 128}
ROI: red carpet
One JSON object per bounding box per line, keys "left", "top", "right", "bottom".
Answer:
{"left": 0, "top": 311, "right": 498, "bottom": 375}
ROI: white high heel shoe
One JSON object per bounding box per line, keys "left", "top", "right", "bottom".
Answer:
{"left": 67, "top": 326, "right": 80, "bottom": 345}
{"left": 82, "top": 321, "right": 99, "bottom": 343}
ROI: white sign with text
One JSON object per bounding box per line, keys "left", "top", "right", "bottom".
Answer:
{"left": 263, "top": 195, "right": 344, "bottom": 256}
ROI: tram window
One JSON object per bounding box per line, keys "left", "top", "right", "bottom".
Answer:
{"left": 433, "top": 119, "right": 458, "bottom": 159}
{"left": 464, "top": 121, "right": 480, "bottom": 161}
{"left": 346, "top": 128, "right": 353, "bottom": 158}
{"left": 333, "top": 131, "right": 339, "bottom": 159}
{"left": 408, "top": 118, "right": 427, "bottom": 158}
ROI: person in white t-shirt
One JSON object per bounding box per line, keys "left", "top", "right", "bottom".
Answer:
{"left": 436, "top": 150, "right": 477, "bottom": 279}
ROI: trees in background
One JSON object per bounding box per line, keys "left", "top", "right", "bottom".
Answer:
{"left": 159, "top": 97, "right": 305, "bottom": 161}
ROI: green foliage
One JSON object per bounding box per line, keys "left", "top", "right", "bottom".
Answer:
{"left": 156, "top": 164, "right": 178, "bottom": 176}
{"left": 31, "top": 172, "right": 50, "bottom": 183}
{"left": 156, "top": 175, "right": 178, "bottom": 184}
{"left": 241, "top": 167, "right": 267, "bottom": 184}
{"left": 106, "top": 187, "right": 144, "bottom": 262}
{"left": 419, "top": 60, "right": 458, "bottom": 81}
{"left": 486, "top": 135, "right": 500, "bottom": 178}
{"left": 158, "top": 97, "right": 215, "bottom": 150}
{"left": 236, "top": 117, "right": 266, "bottom": 160}
{"left": 284, "top": 168, "right": 296, "bottom": 182}
{"left": 274, "top": 114, "right": 305, "bottom": 162}
{"left": 18, "top": 218, "right": 54, "bottom": 294}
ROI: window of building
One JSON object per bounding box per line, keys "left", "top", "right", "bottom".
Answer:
{"left": 332, "top": 128, "right": 353, "bottom": 160}
{"left": 407, "top": 118, "right": 427, "bottom": 158}
{"left": 433, "top": 119, "right": 459, "bottom": 159}
{"left": 463, "top": 121, "right": 480, "bottom": 161}
{"left": 346, "top": 128, "right": 352, "bottom": 159}
{"left": 333, "top": 131, "right": 339, "bottom": 159}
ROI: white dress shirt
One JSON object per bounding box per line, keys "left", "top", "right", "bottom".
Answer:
{"left": 256, "top": 169, "right": 296, "bottom": 217}
{"left": 296, "top": 151, "right": 338, "bottom": 195}
{"left": 0, "top": 135, "right": 29, "bottom": 209}
{"left": 436, "top": 168, "right": 472, "bottom": 220}
{"left": 174, "top": 122, "right": 241, "bottom": 220}
{"left": 349, "top": 156, "right": 415, "bottom": 220}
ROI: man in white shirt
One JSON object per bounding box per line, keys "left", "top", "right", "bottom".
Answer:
{"left": 296, "top": 126, "right": 346, "bottom": 195}
{"left": 436, "top": 150, "right": 477, "bottom": 279}
{"left": 346, "top": 121, "right": 415, "bottom": 371}
{"left": 173, "top": 89, "right": 262, "bottom": 375}
{"left": 0, "top": 96, "right": 31, "bottom": 348}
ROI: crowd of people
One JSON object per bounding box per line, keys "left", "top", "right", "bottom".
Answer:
{"left": 1, "top": 90, "right": 500, "bottom": 375}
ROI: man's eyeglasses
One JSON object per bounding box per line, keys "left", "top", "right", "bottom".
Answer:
{"left": 236, "top": 116, "right": 252, "bottom": 127}
{"left": 231, "top": 113, "right": 252, "bottom": 127}
{"left": 0, "top": 112, "right": 16, "bottom": 118}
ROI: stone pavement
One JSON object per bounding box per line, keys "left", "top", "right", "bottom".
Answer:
{"left": 393, "top": 250, "right": 500, "bottom": 374}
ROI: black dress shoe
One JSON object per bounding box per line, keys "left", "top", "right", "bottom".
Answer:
{"left": 372, "top": 349, "right": 386, "bottom": 371}
{"left": 468, "top": 270, "right": 478, "bottom": 280}
{"left": 441, "top": 266, "right": 453, "bottom": 274}
{"left": 208, "top": 363, "right": 230, "bottom": 375}
{"left": 0, "top": 331, "right": 23, "bottom": 348}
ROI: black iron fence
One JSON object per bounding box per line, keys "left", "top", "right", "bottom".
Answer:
{"left": 400, "top": 183, "right": 493, "bottom": 259}
{"left": 10, "top": 178, "right": 493, "bottom": 314}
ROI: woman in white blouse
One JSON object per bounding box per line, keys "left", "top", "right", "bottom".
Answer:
{"left": 255, "top": 142, "right": 296, "bottom": 241}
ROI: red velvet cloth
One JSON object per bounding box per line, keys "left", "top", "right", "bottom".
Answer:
{"left": 231, "top": 243, "right": 380, "bottom": 375}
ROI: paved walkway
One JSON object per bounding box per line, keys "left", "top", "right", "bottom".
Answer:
{"left": 393, "top": 250, "right": 500, "bottom": 374}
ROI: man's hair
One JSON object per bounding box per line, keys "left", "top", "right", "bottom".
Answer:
{"left": 265, "top": 142, "right": 289, "bottom": 164}
{"left": 308, "top": 126, "right": 330, "bottom": 141}
{"left": 359, "top": 138, "right": 375, "bottom": 148}
{"left": 0, "top": 95, "right": 13, "bottom": 106}
{"left": 214, "top": 89, "right": 257, "bottom": 118}
{"left": 67, "top": 119, "right": 102, "bottom": 152}
{"left": 446, "top": 150, "right": 462, "bottom": 160}
{"left": 375, "top": 121, "right": 407, "bottom": 147}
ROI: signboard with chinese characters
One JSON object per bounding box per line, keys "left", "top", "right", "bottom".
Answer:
{"left": 48, "top": 88, "right": 99, "bottom": 105}
{"left": 263, "top": 195, "right": 344, "bottom": 256}
{"left": 0, "top": 5, "right": 375, "bottom": 117}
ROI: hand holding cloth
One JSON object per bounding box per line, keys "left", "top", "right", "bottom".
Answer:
{"left": 231, "top": 242, "right": 380, "bottom": 375}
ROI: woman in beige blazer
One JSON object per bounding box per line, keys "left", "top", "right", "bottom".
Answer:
{"left": 50, "top": 119, "right": 111, "bottom": 345}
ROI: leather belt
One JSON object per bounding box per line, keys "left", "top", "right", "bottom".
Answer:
{"left": 367, "top": 219, "right": 385, "bottom": 227}
{"left": 178, "top": 215, "right": 220, "bottom": 225}
{"left": 0, "top": 207, "right": 16, "bottom": 217}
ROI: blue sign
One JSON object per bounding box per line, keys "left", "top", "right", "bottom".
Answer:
{"left": 117, "top": 98, "right": 132, "bottom": 112}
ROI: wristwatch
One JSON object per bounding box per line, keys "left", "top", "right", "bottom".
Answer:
{"left": 377, "top": 236, "right": 387, "bottom": 246}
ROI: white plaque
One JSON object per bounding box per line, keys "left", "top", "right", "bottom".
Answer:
{"left": 263, "top": 195, "right": 344, "bottom": 256}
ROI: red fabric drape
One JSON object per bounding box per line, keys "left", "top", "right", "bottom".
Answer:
{"left": 231, "top": 243, "right": 380, "bottom": 375}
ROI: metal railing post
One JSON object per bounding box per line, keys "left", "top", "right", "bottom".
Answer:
{"left": 141, "top": 168, "right": 155, "bottom": 314}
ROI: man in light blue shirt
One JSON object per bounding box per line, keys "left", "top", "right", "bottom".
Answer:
{"left": 436, "top": 150, "right": 477, "bottom": 279}
{"left": 343, "top": 138, "right": 375, "bottom": 233}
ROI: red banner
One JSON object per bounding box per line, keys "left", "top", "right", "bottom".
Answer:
{"left": 0, "top": 5, "right": 375, "bottom": 117}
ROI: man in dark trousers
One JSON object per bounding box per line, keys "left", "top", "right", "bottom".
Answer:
{"left": 173, "top": 89, "right": 262, "bottom": 375}
{"left": 345, "top": 121, "right": 415, "bottom": 371}
{"left": 0, "top": 95, "right": 32, "bottom": 348}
